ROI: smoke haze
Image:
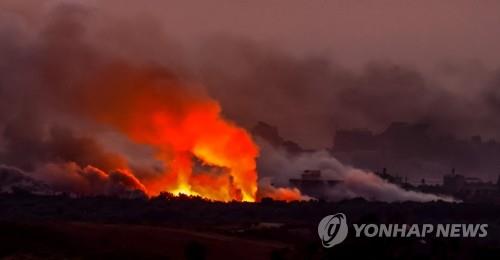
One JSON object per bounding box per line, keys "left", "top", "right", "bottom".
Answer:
{"left": 0, "top": 0, "right": 498, "bottom": 199}
{"left": 256, "top": 136, "right": 454, "bottom": 203}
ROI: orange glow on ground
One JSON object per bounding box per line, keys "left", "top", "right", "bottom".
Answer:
{"left": 88, "top": 66, "right": 258, "bottom": 202}
{"left": 83, "top": 65, "right": 303, "bottom": 202}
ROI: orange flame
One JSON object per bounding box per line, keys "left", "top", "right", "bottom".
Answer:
{"left": 139, "top": 102, "right": 259, "bottom": 202}
{"left": 85, "top": 65, "right": 258, "bottom": 201}
{"left": 80, "top": 65, "right": 304, "bottom": 202}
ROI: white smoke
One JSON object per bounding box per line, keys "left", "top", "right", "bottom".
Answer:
{"left": 256, "top": 138, "right": 456, "bottom": 202}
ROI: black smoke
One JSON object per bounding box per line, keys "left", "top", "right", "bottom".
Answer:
{"left": 1, "top": 1, "right": 499, "bottom": 197}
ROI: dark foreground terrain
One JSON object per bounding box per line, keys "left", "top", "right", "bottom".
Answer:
{"left": 1, "top": 193, "right": 500, "bottom": 259}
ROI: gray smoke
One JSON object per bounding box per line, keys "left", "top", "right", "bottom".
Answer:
{"left": 0, "top": 1, "right": 498, "bottom": 198}
{"left": 196, "top": 38, "right": 500, "bottom": 148}
{"left": 0, "top": 3, "right": 166, "bottom": 196}
{"left": 256, "top": 138, "right": 455, "bottom": 202}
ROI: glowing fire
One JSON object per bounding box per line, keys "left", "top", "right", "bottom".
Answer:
{"left": 121, "top": 96, "right": 258, "bottom": 201}
{"left": 85, "top": 66, "right": 258, "bottom": 201}
{"left": 141, "top": 103, "right": 260, "bottom": 202}
{"left": 81, "top": 65, "right": 303, "bottom": 202}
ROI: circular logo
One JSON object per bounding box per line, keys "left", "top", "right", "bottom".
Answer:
{"left": 318, "top": 213, "right": 348, "bottom": 248}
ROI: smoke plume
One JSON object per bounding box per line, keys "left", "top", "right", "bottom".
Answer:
{"left": 0, "top": 1, "right": 487, "bottom": 201}
{"left": 0, "top": 3, "right": 264, "bottom": 201}
{"left": 256, "top": 138, "right": 454, "bottom": 202}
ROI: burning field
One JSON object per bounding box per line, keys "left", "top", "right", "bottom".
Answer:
{"left": 0, "top": 2, "right": 456, "bottom": 204}
{"left": 0, "top": 4, "right": 303, "bottom": 202}
{"left": 71, "top": 65, "right": 262, "bottom": 202}
{"left": 3, "top": 1, "right": 500, "bottom": 259}
{"left": 1, "top": 61, "right": 304, "bottom": 202}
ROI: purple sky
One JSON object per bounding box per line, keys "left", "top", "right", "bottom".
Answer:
{"left": 101, "top": 0, "right": 500, "bottom": 69}
{"left": 4, "top": 0, "right": 500, "bottom": 69}
{"left": 3, "top": 0, "right": 500, "bottom": 182}
{"left": 2, "top": 0, "right": 500, "bottom": 147}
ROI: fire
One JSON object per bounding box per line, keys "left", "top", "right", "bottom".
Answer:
{"left": 257, "top": 179, "right": 306, "bottom": 202}
{"left": 85, "top": 65, "right": 258, "bottom": 202}
{"left": 136, "top": 103, "right": 259, "bottom": 202}
{"left": 77, "top": 65, "right": 306, "bottom": 202}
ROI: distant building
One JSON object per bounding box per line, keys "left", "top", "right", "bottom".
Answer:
{"left": 373, "top": 167, "right": 500, "bottom": 203}
{"left": 332, "top": 121, "right": 500, "bottom": 186}
{"left": 442, "top": 168, "right": 466, "bottom": 193}
{"left": 289, "top": 170, "right": 341, "bottom": 199}
{"left": 421, "top": 168, "right": 500, "bottom": 203}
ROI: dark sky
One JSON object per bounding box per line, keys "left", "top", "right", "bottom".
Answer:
{"left": 100, "top": 0, "right": 500, "bottom": 69}
{"left": 4, "top": 0, "right": 500, "bottom": 197}
{"left": 4, "top": 0, "right": 500, "bottom": 68}
{"left": 2, "top": 0, "right": 500, "bottom": 147}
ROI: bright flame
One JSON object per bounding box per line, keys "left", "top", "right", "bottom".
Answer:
{"left": 127, "top": 102, "right": 259, "bottom": 202}
{"left": 87, "top": 66, "right": 258, "bottom": 201}
{"left": 83, "top": 65, "right": 303, "bottom": 202}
